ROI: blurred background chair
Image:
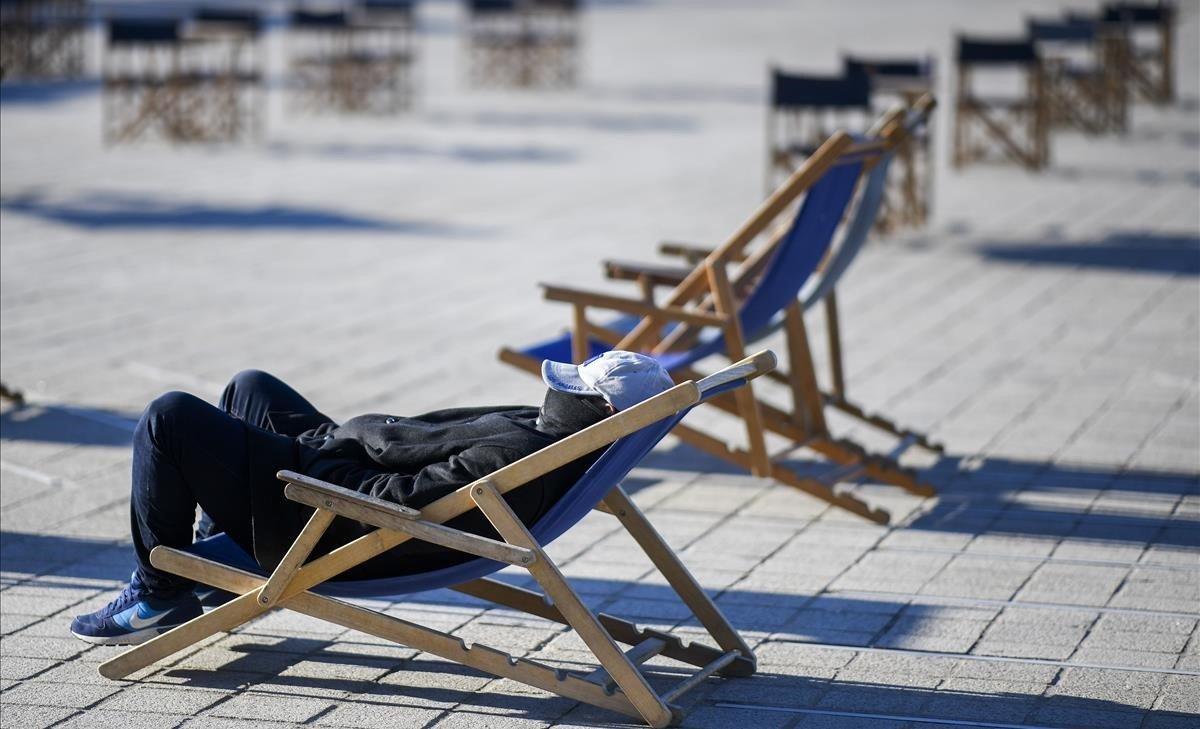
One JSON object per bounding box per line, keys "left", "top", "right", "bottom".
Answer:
{"left": 844, "top": 55, "right": 936, "bottom": 231}
{"left": 1101, "top": 1, "right": 1175, "bottom": 105}
{"left": 953, "top": 35, "right": 1049, "bottom": 171}
{"left": 465, "top": 0, "right": 580, "bottom": 88}
{"left": 765, "top": 67, "right": 871, "bottom": 192}
{"left": 289, "top": 1, "right": 417, "bottom": 114}
{"left": 0, "top": 0, "right": 87, "bottom": 80}
{"left": 1028, "top": 16, "right": 1129, "bottom": 136}
{"left": 102, "top": 17, "right": 188, "bottom": 143}
{"left": 103, "top": 10, "right": 264, "bottom": 144}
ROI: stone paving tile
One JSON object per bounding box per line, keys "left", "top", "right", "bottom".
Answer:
{"left": 0, "top": 703, "right": 79, "bottom": 728}
{"left": 57, "top": 709, "right": 191, "bottom": 728}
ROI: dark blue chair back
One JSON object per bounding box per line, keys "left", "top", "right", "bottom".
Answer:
{"left": 844, "top": 56, "right": 931, "bottom": 80}
{"left": 1028, "top": 18, "right": 1097, "bottom": 42}
{"left": 109, "top": 18, "right": 180, "bottom": 45}
{"left": 292, "top": 9, "right": 349, "bottom": 28}
{"left": 957, "top": 36, "right": 1039, "bottom": 65}
{"left": 772, "top": 69, "right": 870, "bottom": 110}
{"left": 195, "top": 7, "right": 262, "bottom": 34}
{"left": 1103, "top": 2, "right": 1171, "bottom": 24}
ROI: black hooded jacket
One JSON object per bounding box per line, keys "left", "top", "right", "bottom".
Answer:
{"left": 245, "top": 390, "right": 609, "bottom": 577}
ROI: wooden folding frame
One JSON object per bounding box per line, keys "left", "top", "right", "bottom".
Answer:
{"left": 288, "top": 5, "right": 417, "bottom": 115}
{"left": 1029, "top": 17, "right": 1129, "bottom": 135}
{"left": 102, "top": 14, "right": 264, "bottom": 144}
{"left": 0, "top": 0, "right": 87, "bottom": 80}
{"left": 500, "top": 126, "right": 937, "bottom": 525}
{"left": 98, "top": 356, "right": 776, "bottom": 727}
{"left": 953, "top": 37, "right": 1050, "bottom": 171}
{"left": 465, "top": 0, "right": 580, "bottom": 89}
{"left": 1102, "top": 1, "right": 1175, "bottom": 105}
{"left": 843, "top": 57, "right": 936, "bottom": 232}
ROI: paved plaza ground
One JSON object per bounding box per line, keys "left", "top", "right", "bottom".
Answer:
{"left": 2, "top": 0, "right": 1199, "bottom": 727}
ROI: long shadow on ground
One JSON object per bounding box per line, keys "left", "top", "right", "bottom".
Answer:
{"left": 0, "top": 192, "right": 479, "bottom": 234}
{"left": 976, "top": 231, "right": 1200, "bottom": 276}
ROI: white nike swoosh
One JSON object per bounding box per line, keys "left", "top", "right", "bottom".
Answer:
{"left": 125, "top": 606, "right": 168, "bottom": 630}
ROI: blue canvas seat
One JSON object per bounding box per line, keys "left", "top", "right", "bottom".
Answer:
{"left": 501, "top": 125, "right": 939, "bottom": 526}
{"left": 101, "top": 354, "right": 775, "bottom": 728}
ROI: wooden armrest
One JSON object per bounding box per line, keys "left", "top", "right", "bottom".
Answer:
{"left": 659, "top": 240, "right": 750, "bottom": 264}
{"left": 279, "top": 471, "right": 535, "bottom": 566}
{"left": 278, "top": 471, "right": 421, "bottom": 520}
{"left": 541, "top": 284, "right": 727, "bottom": 328}
{"left": 603, "top": 259, "right": 689, "bottom": 287}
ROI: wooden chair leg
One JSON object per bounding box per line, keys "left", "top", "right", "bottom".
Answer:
{"left": 601, "top": 485, "right": 754, "bottom": 668}
{"left": 471, "top": 481, "right": 676, "bottom": 728}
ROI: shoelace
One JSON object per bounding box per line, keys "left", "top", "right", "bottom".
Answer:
{"left": 102, "top": 582, "right": 145, "bottom": 615}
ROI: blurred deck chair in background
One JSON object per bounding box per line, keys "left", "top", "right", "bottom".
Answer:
{"left": 501, "top": 124, "right": 939, "bottom": 525}
{"left": 103, "top": 11, "right": 264, "bottom": 144}
{"left": 844, "top": 55, "right": 936, "bottom": 231}
{"left": 102, "top": 17, "right": 187, "bottom": 143}
{"left": 289, "top": 2, "right": 417, "bottom": 114}
{"left": 599, "top": 98, "right": 941, "bottom": 461}
{"left": 1102, "top": 1, "right": 1175, "bottom": 104}
{"left": 465, "top": 0, "right": 580, "bottom": 88}
{"left": 190, "top": 7, "right": 265, "bottom": 140}
{"left": 0, "top": 0, "right": 87, "bottom": 80}
{"left": 953, "top": 35, "right": 1049, "bottom": 170}
{"left": 765, "top": 67, "right": 872, "bottom": 192}
{"left": 1027, "top": 15, "right": 1128, "bottom": 135}
{"left": 98, "top": 354, "right": 775, "bottom": 728}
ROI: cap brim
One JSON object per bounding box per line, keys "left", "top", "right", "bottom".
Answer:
{"left": 541, "top": 359, "right": 600, "bottom": 397}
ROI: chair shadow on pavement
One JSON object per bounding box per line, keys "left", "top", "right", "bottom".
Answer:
{"left": 0, "top": 192, "right": 481, "bottom": 235}
{"left": 975, "top": 231, "right": 1200, "bottom": 276}
{"left": 148, "top": 635, "right": 1192, "bottom": 728}
{"left": 644, "top": 440, "right": 1199, "bottom": 548}
{"left": 1, "top": 402, "right": 137, "bottom": 447}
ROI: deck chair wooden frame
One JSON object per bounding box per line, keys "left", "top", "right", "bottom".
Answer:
{"left": 1028, "top": 17, "right": 1128, "bottom": 135}
{"left": 1102, "top": 1, "right": 1175, "bottom": 105}
{"left": 599, "top": 98, "right": 942, "bottom": 462}
{"left": 0, "top": 0, "right": 87, "bottom": 80}
{"left": 953, "top": 37, "right": 1050, "bottom": 171}
{"left": 843, "top": 57, "right": 937, "bottom": 233}
{"left": 466, "top": 0, "right": 580, "bottom": 89}
{"left": 500, "top": 123, "right": 935, "bottom": 525}
{"left": 98, "top": 354, "right": 775, "bottom": 728}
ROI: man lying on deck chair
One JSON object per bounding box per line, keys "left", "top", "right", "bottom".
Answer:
{"left": 71, "top": 351, "right": 673, "bottom": 645}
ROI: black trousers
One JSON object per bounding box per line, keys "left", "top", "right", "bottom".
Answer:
{"left": 130, "top": 370, "right": 331, "bottom": 593}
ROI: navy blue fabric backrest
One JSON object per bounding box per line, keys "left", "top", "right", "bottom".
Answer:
{"left": 772, "top": 69, "right": 870, "bottom": 110}
{"left": 958, "top": 36, "right": 1039, "bottom": 65}
{"left": 1028, "top": 18, "right": 1096, "bottom": 42}
{"left": 362, "top": 0, "right": 416, "bottom": 12}
{"left": 292, "top": 9, "right": 348, "bottom": 28}
{"left": 844, "top": 56, "right": 930, "bottom": 80}
{"left": 737, "top": 156, "right": 865, "bottom": 335}
{"left": 195, "top": 8, "right": 262, "bottom": 33}
{"left": 109, "top": 18, "right": 180, "bottom": 44}
{"left": 1103, "top": 2, "right": 1170, "bottom": 24}
{"left": 470, "top": 0, "right": 517, "bottom": 13}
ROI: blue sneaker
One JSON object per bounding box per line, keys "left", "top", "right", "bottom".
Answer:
{"left": 70, "top": 575, "right": 202, "bottom": 646}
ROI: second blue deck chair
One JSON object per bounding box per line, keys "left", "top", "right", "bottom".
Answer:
{"left": 500, "top": 125, "right": 937, "bottom": 526}
{"left": 98, "top": 352, "right": 777, "bottom": 728}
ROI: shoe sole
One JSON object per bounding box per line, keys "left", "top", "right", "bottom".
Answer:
{"left": 70, "top": 625, "right": 169, "bottom": 646}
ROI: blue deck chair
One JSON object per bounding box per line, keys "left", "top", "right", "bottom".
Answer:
{"left": 598, "top": 100, "right": 941, "bottom": 458}
{"left": 99, "top": 353, "right": 776, "bottom": 728}
{"left": 500, "top": 128, "right": 937, "bottom": 526}
{"left": 1101, "top": 1, "right": 1175, "bottom": 104}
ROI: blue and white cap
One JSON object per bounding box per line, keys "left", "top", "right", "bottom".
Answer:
{"left": 541, "top": 351, "right": 674, "bottom": 412}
